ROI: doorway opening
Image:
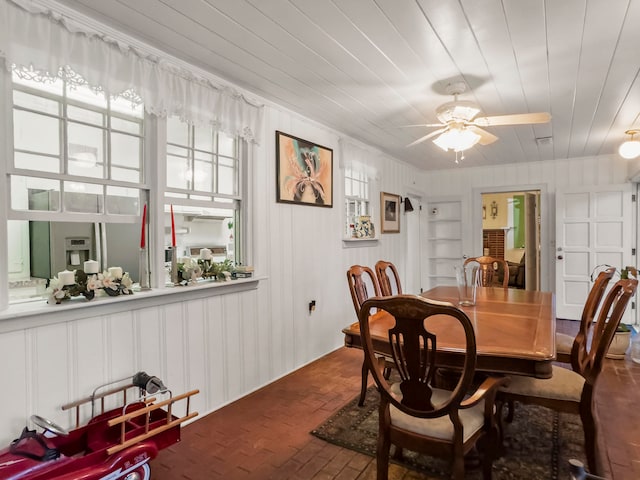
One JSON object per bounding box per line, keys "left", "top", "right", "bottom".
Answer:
{"left": 481, "top": 190, "right": 541, "bottom": 291}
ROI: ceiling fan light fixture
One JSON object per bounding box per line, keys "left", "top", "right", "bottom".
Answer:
{"left": 619, "top": 129, "right": 640, "bottom": 159}
{"left": 433, "top": 127, "right": 481, "bottom": 152}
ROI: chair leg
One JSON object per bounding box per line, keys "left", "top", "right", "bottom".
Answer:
{"left": 482, "top": 426, "right": 498, "bottom": 480}
{"left": 452, "top": 450, "right": 465, "bottom": 480}
{"left": 358, "top": 359, "right": 368, "bottom": 406}
{"left": 495, "top": 400, "right": 506, "bottom": 455}
{"left": 376, "top": 428, "right": 390, "bottom": 480}
{"left": 506, "top": 400, "right": 515, "bottom": 423}
{"left": 581, "top": 407, "right": 599, "bottom": 476}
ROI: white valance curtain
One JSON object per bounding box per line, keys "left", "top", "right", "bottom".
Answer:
{"left": 0, "top": 0, "right": 263, "bottom": 143}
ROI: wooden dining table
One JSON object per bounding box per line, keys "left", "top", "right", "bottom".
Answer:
{"left": 342, "top": 285, "right": 556, "bottom": 379}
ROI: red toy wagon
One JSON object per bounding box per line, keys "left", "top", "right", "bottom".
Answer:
{"left": 0, "top": 372, "right": 198, "bottom": 480}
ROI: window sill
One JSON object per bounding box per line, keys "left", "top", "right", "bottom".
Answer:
{"left": 342, "top": 238, "right": 378, "bottom": 248}
{"left": 0, "top": 276, "right": 265, "bottom": 334}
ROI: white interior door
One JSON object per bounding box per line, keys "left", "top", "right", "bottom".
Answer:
{"left": 555, "top": 184, "right": 634, "bottom": 320}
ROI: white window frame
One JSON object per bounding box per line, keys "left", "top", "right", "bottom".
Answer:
{"left": 9, "top": 69, "right": 147, "bottom": 224}
{"left": 344, "top": 166, "right": 373, "bottom": 239}
{"left": 163, "top": 117, "right": 245, "bottom": 267}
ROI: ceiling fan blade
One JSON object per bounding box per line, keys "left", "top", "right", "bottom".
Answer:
{"left": 473, "top": 112, "right": 551, "bottom": 127}
{"left": 400, "top": 123, "right": 446, "bottom": 128}
{"left": 406, "top": 127, "right": 448, "bottom": 147}
{"left": 468, "top": 126, "right": 498, "bottom": 145}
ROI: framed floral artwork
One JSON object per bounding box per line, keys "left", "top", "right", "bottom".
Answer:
{"left": 381, "top": 192, "right": 400, "bottom": 233}
{"left": 276, "top": 131, "right": 333, "bottom": 207}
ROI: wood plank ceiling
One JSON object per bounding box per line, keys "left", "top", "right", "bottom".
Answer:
{"left": 54, "top": 0, "right": 640, "bottom": 171}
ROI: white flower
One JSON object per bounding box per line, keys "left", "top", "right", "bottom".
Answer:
{"left": 102, "top": 275, "right": 118, "bottom": 291}
{"left": 87, "top": 276, "right": 102, "bottom": 291}
{"left": 47, "top": 286, "right": 68, "bottom": 304}
{"left": 121, "top": 273, "right": 133, "bottom": 289}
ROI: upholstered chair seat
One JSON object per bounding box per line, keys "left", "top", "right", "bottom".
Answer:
{"left": 555, "top": 332, "right": 575, "bottom": 360}
{"left": 500, "top": 365, "right": 584, "bottom": 402}
{"left": 389, "top": 383, "right": 486, "bottom": 442}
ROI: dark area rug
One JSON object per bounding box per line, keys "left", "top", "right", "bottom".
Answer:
{"left": 311, "top": 386, "right": 585, "bottom": 479}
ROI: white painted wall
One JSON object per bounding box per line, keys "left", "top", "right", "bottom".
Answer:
{"left": 0, "top": 101, "right": 423, "bottom": 444}
{"left": 421, "top": 154, "right": 632, "bottom": 292}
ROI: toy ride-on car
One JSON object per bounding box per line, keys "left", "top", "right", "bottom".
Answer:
{"left": 0, "top": 372, "right": 198, "bottom": 480}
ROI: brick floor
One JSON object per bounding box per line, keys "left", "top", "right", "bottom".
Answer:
{"left": 151, "top": 320, "right": 640, "bottom": 479}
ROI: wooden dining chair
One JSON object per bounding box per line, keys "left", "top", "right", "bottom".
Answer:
{"left": 358, "top": 295, "right": 508, "bottom": 480}
{"left": 555, "top": 266, "right": 616, "bottom": 364}
{"left": 346, "top": 265, "right": 383, "bottom": 406}
{"left": 498, "top": 278, "right": 638, "bottom": 476}
{"left": 374, "top": 260, "right": 402, "bottom": 296}
{"left": 464, "top": 256, "right": 509, "bottom": 288}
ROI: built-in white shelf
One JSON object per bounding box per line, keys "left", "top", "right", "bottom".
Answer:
{"left": 426, "top": 197, "right": 463, "bottom": 290}
{"left": 342, "top": 238, "right": 378, "bottom": 248}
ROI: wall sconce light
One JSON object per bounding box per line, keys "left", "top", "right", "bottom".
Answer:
{"left": 619, "top": 129, "right": 640, "bottom": 159}
{"left": 402, "top": 197, "right": 415, "bottom": 213}
{"left": 490, "top": 201, "right": 498, "bottom": 219}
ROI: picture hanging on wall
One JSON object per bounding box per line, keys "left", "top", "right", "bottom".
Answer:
{"left": 381, "top": 192, "right": 400, "bottom": 233}
{"left": 275, "top": 131, "right": 333, "bottom": 207}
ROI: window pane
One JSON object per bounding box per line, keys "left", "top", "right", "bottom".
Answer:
{"left": 112, "top": 167, "right": 141, "bottom": 183}
{"left": 14, "top": 152, "right": 59, "bottom": 173}
{"left": 167, "top": 116, "right": 189, "bottom": 146}
{"left": 194, "top": 160, "right": 213, "bottom": 192}
{"left": 167, "top": 155, "right": 190, "bottom": 189}
{"left": 13, "top": 110, "right": 60, "bottom": 156}
{"left": 164, "top": 205, "right": 236, "bottom": 268}
{"left": 218, "top": 162, "right": 236, "bottom": 195}
{"left": 106, "top": 186, "right": 139, "bottom": 215}
{"left": 8, "top": 218, "right": 145, "bottom": 303}
{"left": 111, "top": 132, "right": 141, "bottom": 169}
{"left": 218, "top": 132, "right": 236, "bottom": 156}
{"left": 13, "top": 90, "right": 59, "bottom": 115}
{"left": 194, "top": 124, "right": 213, "bottom": 151}
{"left": 166, "top": 192, "right": 188, "bottom": 199}
{"left": 68, "top": 123, "right": 104, "bottom": 178}
{"left": 167, "top": 144, "right": 188, "bottom": 157}
{"left": 64, "top": 182, "right": 104, "bottom": 213}
{"left": 111, "top": 116, "right": 141, "bottom": 135}
{"left": 11, "top": 176, "right": 60, "bottom": 211}
{"left": 68, "top": 105, "right": 104, "bottom": 126}
{"left": 190, "top": 194, "right": 211, "bottom": 201}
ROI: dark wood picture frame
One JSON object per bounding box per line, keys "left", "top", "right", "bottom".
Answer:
{"left": 275, "top": 131, "right": 333, "bottom": 207}
{"left": 381, "top": 192, "right": 400, "bottom": 233}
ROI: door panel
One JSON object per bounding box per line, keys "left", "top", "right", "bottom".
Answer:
{"left": 555, "top": 184, "right": 634, "bottom": 320}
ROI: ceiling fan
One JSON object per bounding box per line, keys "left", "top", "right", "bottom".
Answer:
{"left": 406, "top": 82, "right": 551, "bottom": 152}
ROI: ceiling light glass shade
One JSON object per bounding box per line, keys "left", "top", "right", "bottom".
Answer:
{"left": 433, "top": 127, "right": 481, "bottom": 152}
{"left": 619, "top": 140, "right": 640, "bottom": 159}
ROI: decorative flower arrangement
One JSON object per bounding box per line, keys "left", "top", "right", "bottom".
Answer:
{"left": 47, "top": 269, "right": 133, "bottom": 305}
{"left": 172, "top": 249, "right": 235, "bottom": 285}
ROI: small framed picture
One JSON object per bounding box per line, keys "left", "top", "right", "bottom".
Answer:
{"left": 380, "top": 192, "right": 400, "bottom": 233}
